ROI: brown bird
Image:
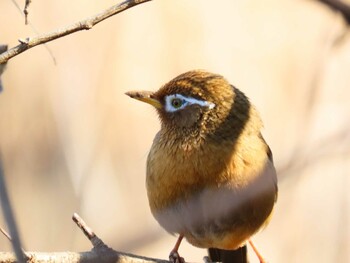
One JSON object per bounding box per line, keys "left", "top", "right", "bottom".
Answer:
{"left": 126, "top": 70, "right": 277, "bottom": 263}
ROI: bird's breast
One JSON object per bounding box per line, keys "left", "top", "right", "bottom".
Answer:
{"left": 146, "top": 137, "right": 208, "bottom": 211}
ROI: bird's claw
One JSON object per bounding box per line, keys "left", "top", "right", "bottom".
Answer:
{"left": 169, "top": 251, "right": 185, "bottom": 263}
{"left": 203, "top": 256, "right": 214, "bottom": 263}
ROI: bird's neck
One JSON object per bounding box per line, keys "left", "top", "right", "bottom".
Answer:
{"left": 159, "top": 123, "right": 204, "bottom": 149}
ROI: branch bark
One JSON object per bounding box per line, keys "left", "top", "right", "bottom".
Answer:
{"left": 0, "top": 0, "right": 152, "bottom": 64}
{"left": 0, "top": 45, "right": 7, "bottom": 91}
{"left": 0, "top": 213, "right": 171, "bottom": 263}
{"left": 0, "top": 251, "right": 170, "bottom": 263}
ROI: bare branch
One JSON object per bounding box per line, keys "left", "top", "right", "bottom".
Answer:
{"left": 72, "top": 213, "right": 170, "bottom": 263}
{"left": 0, "top": 213, "right": 171, "bottom": 263}
{"left": 72, "top": 213, "right": 96, "bottom": 240}
{"left": 0, "top": 226, "right": 12, "bottom": 240}
{"left": 9, "top": 1, "right": 57, "bottom": 64}
{"left": 72, "top": 213, "right": 108, "bottom": 251}
{"left": 0, "top": 251, "right": 171, "bottom": 263}
{"left": 0, "top": 0, "right": 152, "bottom": 64}
{"left": 0, "top": 45, "right": 7, "bottom": 91}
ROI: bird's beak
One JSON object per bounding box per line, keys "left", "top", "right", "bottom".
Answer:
{"left": 125, "top": 91, "right": 162, "bottom": 109}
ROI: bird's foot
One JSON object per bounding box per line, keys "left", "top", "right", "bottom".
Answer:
{"left": 203, "top": 256, "right": 215, "bottom": 263}
{"left": 169, "top": 251, "right": 185, "bottom": 263}
{"left": 169, "top": 235, "right": 185, "bottom": 263}
{"left": 249, "top": 239, "right": 268, "bottom": 263}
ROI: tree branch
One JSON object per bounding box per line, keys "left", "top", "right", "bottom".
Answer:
{"left": 0, "top": 213, "right": 171, "bottom": 263}
{"left": 0, "top": 0, "right": 152, "bottom": 64}
{"left": 0, "top": 251, "right": 171, "bottom": 263}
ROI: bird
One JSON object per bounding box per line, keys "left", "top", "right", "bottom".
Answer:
{"left": 126, "top": 70, "right": 277, "bottom": 263}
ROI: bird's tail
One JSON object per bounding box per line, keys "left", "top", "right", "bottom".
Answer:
{"left": 208, "top": 246, "right": 248, "bottom": 263}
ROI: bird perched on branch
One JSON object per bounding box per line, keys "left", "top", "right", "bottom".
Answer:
{"left": 126, "top": 70, "right": 277, "bottom": 263}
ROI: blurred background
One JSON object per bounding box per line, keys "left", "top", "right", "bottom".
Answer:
{"left": 0, "top": 0, "right": 349, "bottom": 262}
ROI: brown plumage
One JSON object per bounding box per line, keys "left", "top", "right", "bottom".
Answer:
{"left": 126, "top": 70, "right": 277, "bottom": 263}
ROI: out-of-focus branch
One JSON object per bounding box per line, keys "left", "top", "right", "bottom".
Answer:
{"left": 317, "top": 0, "right": 350, "bottom": 24}
{"left": 0, "top": 213, "right": 170, "bottom": 263}
{"left": 0, "top": 0, "right": 152, "bottom": 64}
{"left": 24, "top": 0, "right": 32, "bottom": 24}
{"left": 0, "top": 156, "right": 27, "bottom": 263}
{"left": 278, "top": 125, "right": 350, "bottom": 180}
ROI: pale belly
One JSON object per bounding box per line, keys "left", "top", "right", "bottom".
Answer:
{"left": 152, "top": 183, "right": 275, "bottom": 249}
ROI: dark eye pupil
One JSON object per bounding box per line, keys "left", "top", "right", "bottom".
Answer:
{"left": 172, "top": 99, "right": 182, "bottom": 108}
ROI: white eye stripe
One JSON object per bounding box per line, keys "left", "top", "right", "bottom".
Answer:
{"left": 164, "top": 94, "right": 215, "bottom": 112}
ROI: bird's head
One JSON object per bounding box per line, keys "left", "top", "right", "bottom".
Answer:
{"left": 126, "top": 70, "right": 252, "bottom": 140}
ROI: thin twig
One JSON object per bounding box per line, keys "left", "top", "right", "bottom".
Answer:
{"left": 73, "top": 212, "right": 120, "bottom": 257}
{"left": 0, "top": 156, "right": 27, "bottom": 263}
{"left": 72, "top": 213, "right": 96, "bottom": 240}
{"left": 0, "top": 212, "right": 171, "bottom": 262}
{"left": 71, "top": 213, "right": 170, "bottom": 263}
{"left": 0, "top": 45, "right": 7, "bottom": 92}
{"left": 10, "top": 0, "right": 57, "bottom": 64}
{"left": 24, "top": 0, "right": 32, "bottom": 24}
{"left": 0, "top": 0, "right": 152, "bottom": 64}
{"left": 0, "top": 226, "right": 12, "bottom": 240}
{"left": 0, "top": 226, "right": 30, "bottom": 258}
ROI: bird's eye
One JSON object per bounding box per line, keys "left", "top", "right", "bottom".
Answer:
{"left": 164, "top": 94, "right": 214, "bottom": 112}
{"left": 171, "top": 98, "right": 183, "bottom": 109}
